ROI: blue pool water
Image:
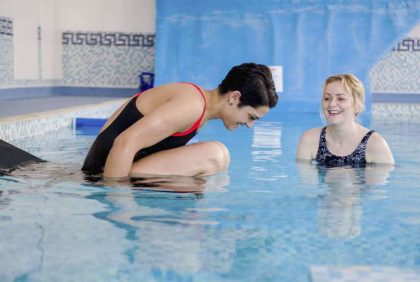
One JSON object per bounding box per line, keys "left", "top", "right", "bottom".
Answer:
{"left": 1, "top": 111, "right": 420, "bottom": 281}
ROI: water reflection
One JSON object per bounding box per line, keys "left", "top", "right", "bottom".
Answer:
{"left": 297, "top": 162, "right": 393, "bottom": 238}
{"left": 251, "top": 122, "right": 284, "bottom": 181}
{"left": 84, "top": 173, "right": 234, "bottom": 276}
{"left": 0, "top": 162, "right": 231, "bottom": 280}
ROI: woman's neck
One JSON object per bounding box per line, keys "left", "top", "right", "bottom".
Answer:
{"left": 204, "top": 88, "right": 225, "bottom": 120}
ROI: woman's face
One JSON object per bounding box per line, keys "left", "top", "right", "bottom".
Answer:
{"left": 322, "top": 81, "right": 357, "bottom": 125}
{"left": 223, "top": 104, "right": 269, "bottom": 130}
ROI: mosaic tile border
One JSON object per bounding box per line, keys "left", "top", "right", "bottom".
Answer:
{"left": 62, "top": 31, "right": 155, "bottom": 47}
{"left": 392, "top": 37, "right": 420, "bottom": 52}
{"left": 311, "top": 265, "right": 420, "bottom": 282}
{"left": 0, "top": 20, "right": 155, "bottom": 89}
{"left": 372, "top": 103, "right": 420, "bottom": 123}
{"left": 0, "top": 99, "right": 125, "bottom": 142}
{"left": 0, "top": 101, "right": 418, "bottom": 142}
{"left": 370, "top": 41, "right": 420, "bottom": 94}
{"left": 0, "top": 16, "right": 13, "bottom": 36}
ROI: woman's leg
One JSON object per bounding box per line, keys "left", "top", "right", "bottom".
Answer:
{"left": 130, "top": 141, "right": 230, "bottom": 177}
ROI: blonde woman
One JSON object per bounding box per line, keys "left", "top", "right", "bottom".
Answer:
{"left": 296, "top": 74, "right": 394, "bottom": 166}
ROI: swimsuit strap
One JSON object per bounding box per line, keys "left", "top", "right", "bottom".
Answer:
{"left": 134, "top": 83, "right": 206, "bottom": 137}
{"left": 359, "top": 130, "right": 375, "bottom": 146}
{"left": 350, "top": 129, "right": 375, "bottom": 157}
{"left": 317, "top": 126, "right": 328, "bottom": 152}
{"left": 172, "top": 82, "right": 207, "bottom": 136}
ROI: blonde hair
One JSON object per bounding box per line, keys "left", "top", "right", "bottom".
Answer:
{"left": 323, "top": 74, "right": 365, "bottom": 116}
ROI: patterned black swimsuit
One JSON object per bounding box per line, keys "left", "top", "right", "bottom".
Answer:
{"left": 315, "top": 127, "right": 375, "bottom": 167}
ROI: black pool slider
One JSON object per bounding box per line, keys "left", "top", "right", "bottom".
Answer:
{"left": 0, "top": 139, "right": 44, "bottom": 174}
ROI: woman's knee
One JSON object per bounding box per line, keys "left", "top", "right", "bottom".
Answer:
{"left": 205, "top": 141, "right": 230, "bottom": 173}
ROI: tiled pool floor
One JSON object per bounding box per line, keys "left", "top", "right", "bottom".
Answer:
{"left": 310, "top": 266, "right": 420, "bottom": 282}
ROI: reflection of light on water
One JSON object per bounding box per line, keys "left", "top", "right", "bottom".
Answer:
{"left": 316, "top": 167, "right": 364, "bottom": 239}
{"left": 252, "top": 122, "right": 281, "bottom": 149}
{"left": 251, "top": 122, "right": 285, "bottom": 180}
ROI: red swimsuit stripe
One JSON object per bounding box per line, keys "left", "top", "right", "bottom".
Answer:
{"left": 134, "top": 82, "right": 207, "bottom": 137}
{"left": 172, "top": 82, "right": 207, "bottom": 136}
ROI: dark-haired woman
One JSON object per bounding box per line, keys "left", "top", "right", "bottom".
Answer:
{"left": 83, "top": 63, "right": 278, "bottom": 179}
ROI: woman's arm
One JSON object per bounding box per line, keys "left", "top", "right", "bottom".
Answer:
{"left": 366, "top": 133, "right": 395, "bottom": 165}
{"left": 296, "top": 128, "right": 320, "bottom": 162}
{"left": 103, "top": 94, "right": 203, "bottom": 179}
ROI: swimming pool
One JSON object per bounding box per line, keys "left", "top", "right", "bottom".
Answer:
{"left": 1, "top": 109, "right": 420, "bottom": 281}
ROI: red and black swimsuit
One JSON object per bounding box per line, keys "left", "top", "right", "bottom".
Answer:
{"left": 82, "top": 83, "right": 206, "bottom": 175}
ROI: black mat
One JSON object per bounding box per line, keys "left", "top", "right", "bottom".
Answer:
{"left": 0, "top": 139, "right": 44, "bottom": 174}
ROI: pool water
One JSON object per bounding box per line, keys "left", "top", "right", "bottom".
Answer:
{"left": 1, "top": 111, "right": 420, "bottom": 281}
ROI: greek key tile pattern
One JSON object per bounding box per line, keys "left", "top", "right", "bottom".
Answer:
{"left": 392, "top": 37, "right": 420, "bottom": 52}
{"left": 62, "top": 32, "right": 155, "bottom": 47}
{"left": 0, "top": 26, "right": 155, "bottom": 89}
{"left": 61, "top": 31, "right": 155, "bottom": 87}
{"left": 370, "top": 37, "right": 420, "bottom": 94}
{"left": 0, "top": 16, "right": 13, "bottom": 36}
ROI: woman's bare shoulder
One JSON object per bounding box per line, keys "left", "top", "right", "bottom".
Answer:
{"left": 366, "top": 131, "right": 395, "bottom": 164}
{"left": 301, "top": 127, "right": 323, "bottom": 140}
{"left": 296, "top": 127, "right": 323, "bottom": 160}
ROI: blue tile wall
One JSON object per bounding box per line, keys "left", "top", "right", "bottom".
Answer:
{"left": 0, "top": 13, "right": 418, "bottom": 96}
{"left": 311, "top": 266, "right": 420, "bottom": 282}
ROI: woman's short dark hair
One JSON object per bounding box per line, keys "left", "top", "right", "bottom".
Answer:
{"left": 218, "top": 63, "right": 278, "bottom": 108}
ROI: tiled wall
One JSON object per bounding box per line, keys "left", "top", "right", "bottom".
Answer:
{"left": 0, "top": 16, "right": 15, "bottom": 85}
{"left": 1, "top": 14, "right": 419, "bottom": 95}
{"left": 370, "top": 37, "right": 420, "bottom": 94}
{"left": 0, "top": 15, "right": 155, "bottom": 90}
{"left": 0, "top": 16, "right": 61, "bottom": 87}
{"left": 62, "top": 31, "right": 155, "bottom": 87}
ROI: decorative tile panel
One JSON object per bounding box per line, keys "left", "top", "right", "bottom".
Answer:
{"left": 62, "top": 32, "right": 154, "bottom": 47}
{"left": 372, "top": 103, "right": 420, "bottom": 124}
{"left": 371, "top": 37, "right": 420, "bottom": 94}
{"left": 0, "top": 16, "right": 13, "bottom": 36}
{"left": 392, "top": 37, "right": 420, "bottom": 52}
{"left": 0, "top": 16, "right": 13, "bottom": 85}
{"left": 0, "top": 33, "right": 14, "bottom": 85}
{"left": 62, "top": 31, "right": 155, "bottom": 88}
{"left": 0, "top": 23, "right": 155, "bottom": 90}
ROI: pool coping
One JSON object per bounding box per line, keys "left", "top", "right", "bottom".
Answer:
{"left": 1, "top": 101, "right": 419, "bottom": 142}
{"left": 0, "top": 98, "right": 125, "bottom": 142}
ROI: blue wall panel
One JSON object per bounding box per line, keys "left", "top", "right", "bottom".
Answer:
{"left": 155, "top": 0, "right": 420, "bottom": 120}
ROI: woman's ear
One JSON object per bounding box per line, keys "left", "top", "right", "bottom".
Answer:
{"left": 354, "top": 103, "right": 362, "bottom": 115}
{"left": 229, "top": 91, "right": 241, "bottom": 105}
